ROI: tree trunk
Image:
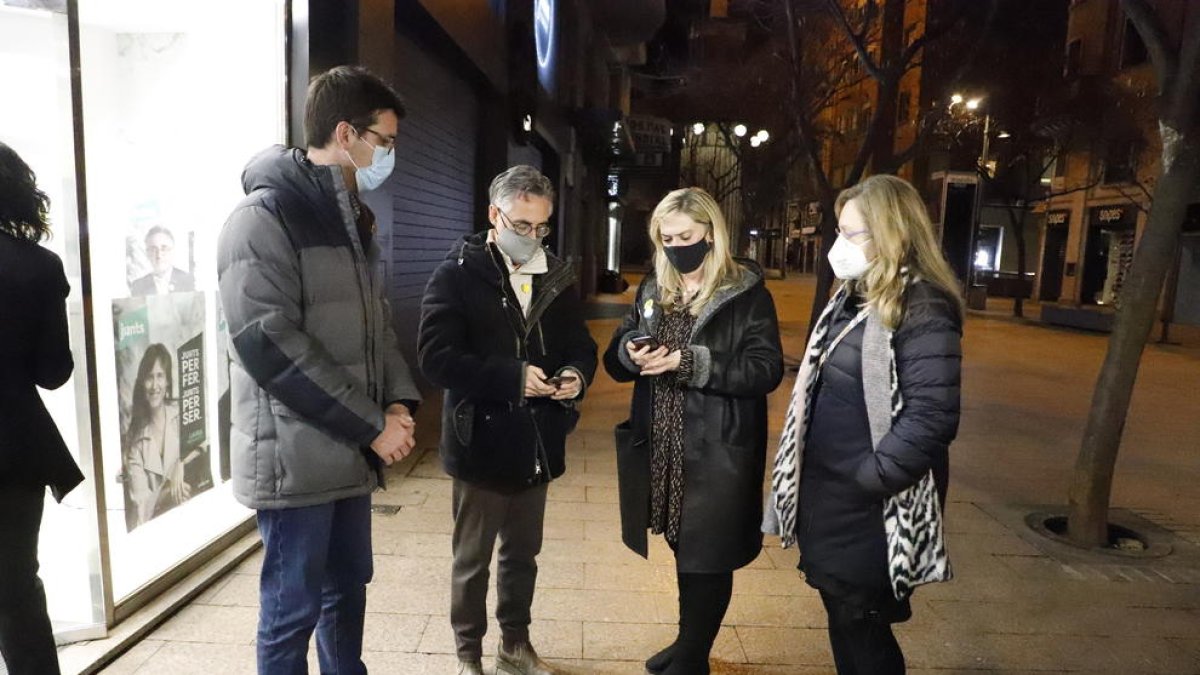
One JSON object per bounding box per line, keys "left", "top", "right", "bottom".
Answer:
{"left": 1011, "top": 206, "right": 1028, "bottom": 318}
{"left": 1067, "top": 137, "right": 1198, "bottom": 546}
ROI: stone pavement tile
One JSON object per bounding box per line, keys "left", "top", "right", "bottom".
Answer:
{"left": 383, "top": 507, "right": 456, "bottom": 534}
{"left": 542, "top": 515, "right": 587, "bottom": 541}
{"left": 583, "top": 518, "right": 622, "bottom": 542}
{"left": 733, "top": 568, "right": 810, "bottom": 597}
{"left": 362, "top": 612, "right": 431, "bottom": 652}
{"left": 368, "top": 571, "right": 451, "bottom": 615}
{"left": 581, "top": 621, "right": 746, "bottom": 663}
{"left": 586, "top": 486, "right": 620, "bottom": 504}
{"left": 943, "top": 502, "right": 1014, "bottom": 535}
{"left": 585, "top": 458, "right": 618, "bottom": 475}
{"left": 928, "top": 598, "right": 1200, "bottom": 639}
{"left": 190, "top": 572, "right": 235, "bottom": 605}
{"left": 724, "top": 593, "right": 827, "bottom": 628}
{"left": 150, "top": 604, "right": 258, "bottom": 645}
{"left": 552, "top": 471, "right": 619, "bottom": 488}
{"left": 540, "top": 537, "right": 639, "bottom": 565}
{"left": 899, "top": 631, "right": 1131, "bottom": 672}
{"left": 98, "top": 639, "right": 164, "bottom": 674}
{"left": 125, "top": 641, "right": 256, "bottom": 673}
{"left": 1099, "top": 636, "right": 1200, "bottom": 673}
{"left": 360, "top": 650, "right": 461, "bottom": 674}
{"left": 948, "top": 532, "right": 1045, "bottom": 557}
{"left": 415, "top": 616, "right": 583, "bottom": 659}
{"left": 198, "top": 569, "right": 259, "bottom": 607}
{"left": 735, "top": 625, "right": 834, "bottom": 666}
{"left": 532, "top": 587, "right": 670, "bottom": 624}
{"left": 374, "top": 476, "right": 448, "bottom": 507}
{"left": 583, "top": 562, "right": 674, "bottom": 593}
{"left": 374, "top": 530, "right": 453, "bottom": 558}
{"left": 761, "top": 544, "right": 800, "bottom": 571}
{"left": 548, "top": 484, "right": 589, "bottom": 503}
{"left": 538, "top": 560, "right": 587, "bottom": 589}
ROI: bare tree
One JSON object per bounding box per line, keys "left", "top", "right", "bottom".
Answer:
{"left": 1068, "top": 0, "right": 1200, "bottom": 547}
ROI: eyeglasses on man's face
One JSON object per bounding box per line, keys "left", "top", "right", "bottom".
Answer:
{"left": 496, "top": 206, "right": 552, "bottom": 238}
{"left": 356, "top": 126, "right": 396, "bottom": 152}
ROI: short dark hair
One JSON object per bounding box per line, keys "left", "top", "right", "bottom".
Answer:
{"left": 0, "top": 141, "right": 52, "bottom": 242}
{"left": 304, "top": 66, "right": 406, "bottom": 148}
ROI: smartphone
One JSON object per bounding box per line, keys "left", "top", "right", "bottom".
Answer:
{"left": 629, "top": 335, "right": 659, "bottom": 350}
{"left": 543, "top": 375, "right": 578, "bottom": 387}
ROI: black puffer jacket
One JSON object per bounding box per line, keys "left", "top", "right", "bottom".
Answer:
{"left": 798, "top": 281, "right": 962, "bottom": 597}
{"left": 604, "top": 262, "right": 784, "bottom": 573}
{"left": 418, "top": 232, "right": 598, "bottom": 491}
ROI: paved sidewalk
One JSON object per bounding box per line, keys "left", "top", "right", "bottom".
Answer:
{"left": 103, "top": 275, "right": 1200, "bottom": 674}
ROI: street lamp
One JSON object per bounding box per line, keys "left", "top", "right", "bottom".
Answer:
{"left": 966, "top": 97, "right": 982, "bottom": 111}
{"left": 692, "top": 122, "right": 705, "bottom": 135}
{"left": 750, "top": 137, "right": 762, "bottom": 148}
{"left": 733, "top": 123, "right": 747, "bottom": 137}
{"left": 950, "top": 93, "right": 963, "bottom": 105}
{"left": 755, "top": 129, "right": 770, "bottom": 142}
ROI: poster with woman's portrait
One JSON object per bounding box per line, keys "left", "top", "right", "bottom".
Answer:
{"left": 113, "top": 292, "right": 213, "bottom": 531}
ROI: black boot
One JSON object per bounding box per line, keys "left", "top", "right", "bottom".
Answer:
{"left": 644, "top": 641, "right": 676, "bottom": 674}
{"left": 659, "top": 572, "right": 733, "bottom": 675}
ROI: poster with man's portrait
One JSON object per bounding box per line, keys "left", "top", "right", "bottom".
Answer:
{"left": 125, "top": 202, "right": 196, "bottom": 297}
{"left": 113, "top": 292, "right": 213, "bottom": 532}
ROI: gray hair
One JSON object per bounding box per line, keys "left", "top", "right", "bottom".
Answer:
{"left": 488, "top": 165, "right": 556, "bottom": 211}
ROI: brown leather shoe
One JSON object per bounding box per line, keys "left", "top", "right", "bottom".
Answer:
{"left": 496, "top": 641, "right": 556, "bottom": 675}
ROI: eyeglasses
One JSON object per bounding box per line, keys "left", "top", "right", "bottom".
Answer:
{"left": 496, "top": 206, "right": 552, "bottom": 238}
{"left": 356, "top": 126, "right": 396, "bottom": 151}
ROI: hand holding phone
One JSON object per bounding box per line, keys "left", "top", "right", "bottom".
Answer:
{"left": 542, "top": 375, "right": 578, "bottom": 387}
{"left": 629, "top": 335, "right": 659, "bottom": 350}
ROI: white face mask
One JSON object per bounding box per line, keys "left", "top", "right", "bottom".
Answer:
{"left": 344, "top": 135, "right": 395, "bottom": 192}
{"left": 827, "top": 234, "right": 872, "bottom": 280}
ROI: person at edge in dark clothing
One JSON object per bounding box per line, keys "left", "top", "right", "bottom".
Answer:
{"left": 604, "top": 187, "right": 784, "bottom": 675}
{"left": 418, "top": 165, "right": 598, "bottom": 675}
{"left": 766, "top": 174, "right": 964, "bottom": 675}
{"left": 0, "top": 141, "right": 85, "bottom": 675}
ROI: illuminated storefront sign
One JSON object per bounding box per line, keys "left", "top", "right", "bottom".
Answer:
{"left": 535, "top": 0, "right": 555, "bottom": 89}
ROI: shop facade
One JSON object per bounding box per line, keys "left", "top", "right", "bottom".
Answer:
{"left": 1, "top": 0, "right": 288, "bottom": 643}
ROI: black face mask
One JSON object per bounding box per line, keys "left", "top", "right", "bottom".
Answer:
{"left": 664, "top": 238, "right": 711, "bottom": 274}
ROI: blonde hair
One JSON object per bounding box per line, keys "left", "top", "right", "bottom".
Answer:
{"left": 835, "top": 175, "right": 964, "bottom": 329}
{"left": 648, "top": 187, "right": 742, "bottom": 315}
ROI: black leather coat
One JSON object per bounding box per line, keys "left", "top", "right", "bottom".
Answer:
{"left": 604, "top": 262, "right": 784, "bottom": 573}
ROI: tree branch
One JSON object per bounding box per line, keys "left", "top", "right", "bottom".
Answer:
{"left": 825, "top": 0, "right": 884, "bottom": 80}
{"left": 1121, "top": 0, "right": 1178, "bottom": 96}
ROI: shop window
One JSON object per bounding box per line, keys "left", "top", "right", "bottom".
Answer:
{"left": 1120, "top": 19, "right": 1148, "bottom": 69}
{"left": 1101, "top": 141, "right": 1138, "bottom": 184}
{"left": 77, "top": 0, "right": 286, "bottom": 602}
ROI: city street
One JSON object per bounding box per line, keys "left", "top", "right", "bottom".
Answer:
{"left": 101, "top": 274, "right": 1200, "bottom": 674}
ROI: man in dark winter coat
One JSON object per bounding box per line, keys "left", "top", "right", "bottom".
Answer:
{"left": 418, "top": 165, "right": 597, "bottom": 675}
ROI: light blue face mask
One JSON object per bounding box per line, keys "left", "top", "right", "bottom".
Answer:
{"left": 345, "top": 134, "right": 395, "bottom": 192}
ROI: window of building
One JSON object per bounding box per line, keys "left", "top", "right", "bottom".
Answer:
{"left": 1065, "top": 39, "right": 1082, "bottom": 79}
{"left": 897, "top": 90, "right": 911, "bottom": 124}
{"left": 1120, "top": 19, "right": 1148, "bottom": 69}
{"left": 1101, "top": 140, "right": 1138, "bottom": 184}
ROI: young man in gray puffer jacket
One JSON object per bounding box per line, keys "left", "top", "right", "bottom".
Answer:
{"left": 217, "top": 66, "right": 419, "bottom": 675}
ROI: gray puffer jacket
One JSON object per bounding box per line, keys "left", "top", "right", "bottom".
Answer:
{"left": 217, "top": 146, "right": 420, "bottom": 509}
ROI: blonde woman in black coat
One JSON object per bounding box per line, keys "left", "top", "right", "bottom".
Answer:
{"left": 604, "top": 187, "right": 784, "bottom": 675}
{"left": 0, "top": 142, "right": 83, "bottom": 675}
{"left": 766, "top": 175, "right": 963, "bottom": 674}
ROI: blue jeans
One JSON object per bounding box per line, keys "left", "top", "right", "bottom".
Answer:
{"left": 256, "top": 494, "right": 373, "bottom": 675}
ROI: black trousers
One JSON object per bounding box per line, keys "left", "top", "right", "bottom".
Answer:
{"left": 0, "top": 484, "right": 60, "bottom": 675}
{"left": 820, "top": 590, "right": 906, "bottom": 675}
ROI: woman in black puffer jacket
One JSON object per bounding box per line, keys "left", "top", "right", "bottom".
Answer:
{"left": 765, "top": 175, "right": 963, "bottom": 675}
